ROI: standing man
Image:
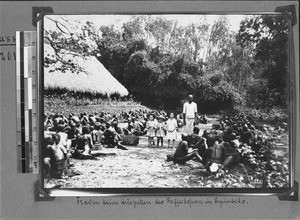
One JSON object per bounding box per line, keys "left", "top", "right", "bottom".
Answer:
{"left": 183, "top": 94, "right": 198, "bottom": 134}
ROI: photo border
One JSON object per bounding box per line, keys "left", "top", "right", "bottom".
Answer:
{"left": 36, "top": 8, "right": 297, "bottom": 198}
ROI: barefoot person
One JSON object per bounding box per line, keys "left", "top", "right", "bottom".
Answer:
{"left": 204, "top": 140, "right": 240, "bottom": 173}
{"left": 155, "top": 115, "right": 166, "bottom": 148}
{"left": 166, "top": 112, "right": 177, "bottom": 148}
{"left": 73, "top": 125, "right": 94, "bottom": 159}
{"left": 146, "top": 113, "right": 157, "bottom": 148}
{"left": 167, "top": 134, "right": 203, "bottom": 165}
{"left": 188, "top": 127, "right": 208, "bottom": 158}
{"left": 183, "top": 94, "right": 198, "bottom": 134}
{"left": 44, "top": 133, "right": 68, "bottom": 178}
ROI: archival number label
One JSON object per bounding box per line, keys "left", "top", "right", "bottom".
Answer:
{"left": 0, "top": 51, "right": 16, "bottom": 61}
{"left": 0, "top": 35, "right": 16, "bottom": 43}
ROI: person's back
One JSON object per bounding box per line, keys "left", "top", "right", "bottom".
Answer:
{"left": 92, "top": 129, "right": 103, "bottom": 144}
{"left": 102, "top": 123, "right": 118, "bottom": 147}
{"left": 49, "top": 141, "right": 66, "bottom": 162}
{"left": 209, "top": 142, "right": 225, "bottom": 164}
{"left": 47, "top": 134, "right": 67, "bottom": 174}
{"left": 173, "top": 140, "right": 189, "bottom": 158}
{"left": 189, "top": 133, "right": 201, "bottom": 146}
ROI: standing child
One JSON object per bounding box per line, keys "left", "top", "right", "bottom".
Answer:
{"left": 166, "top": 112, "right": 177, "bottom": 148}
{"left": 155, "top": 115, "right": 166, "bottom": 148}
{"left": 146, "top": 113, "right": 157, "bottom": 148}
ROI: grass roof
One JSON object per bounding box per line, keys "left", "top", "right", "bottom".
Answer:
{"left": 44, "top": 44, "right": 129, "bottom": 97}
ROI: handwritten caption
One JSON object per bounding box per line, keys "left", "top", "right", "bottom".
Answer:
{"left": 76, "top": 197, "right": 248, "bottom": 208}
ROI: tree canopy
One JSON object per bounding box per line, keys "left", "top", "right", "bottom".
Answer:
{"left": 44, "top": 14, "right": 289, "bottom": 113}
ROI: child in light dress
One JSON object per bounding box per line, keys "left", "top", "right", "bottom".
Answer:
{"left": 146, "top": 113, "right": 157, "bottom": 148}
{"left": 166, "top": 112, "right": 178, "bottom": 148}
{"left": 155, "top": 115, "right": 166, "bottom": 148}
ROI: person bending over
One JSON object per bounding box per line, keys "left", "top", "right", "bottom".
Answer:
{"left": 167, "top": 134, "right": 203, "bottom": 165}
{"left": 188, "top": 127, "right": 208, "bottom": 158}
{"left": 204, "top": 141, "right": 240, "bottom": 173}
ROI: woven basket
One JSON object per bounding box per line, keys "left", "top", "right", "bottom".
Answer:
{"left": 122, "top": 135, "right": 139, "bottom": 146}
{"left": 93, "top": 143, "right": 102, "bottom": 150}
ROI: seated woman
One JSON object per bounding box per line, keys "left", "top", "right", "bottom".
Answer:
{"left": 127, "top": 117, "right": 143, "bottom": 136}
{"left": 203, "top": 141, "right": 240, "bottom": 173}
{"left": 188, "top": 127, "right": 208, "bottom": 158}
{"left": 167, "top": 134, "right": 203, "bottom": 165}
{"left": 72, "top": 126, "right": 95, "bottom": 159}
{"left": 44, "top": 134, "right": 68, "bottom": 178}
{"left": 102, "top": 123, "right": 128, "bottom": 150}
{"left": 91, "top": 122, "right": 103, "bottom": 149}
{"left": 67, "top": 121, "right": 80, "bottom": 149}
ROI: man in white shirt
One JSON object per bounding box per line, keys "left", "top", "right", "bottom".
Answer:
{"left": 183, "top": 94, "right": 198, "bottom": 134}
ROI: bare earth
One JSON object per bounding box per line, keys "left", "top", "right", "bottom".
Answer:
{"left": 44, "top": 119, "right": 289, "bottom": 189}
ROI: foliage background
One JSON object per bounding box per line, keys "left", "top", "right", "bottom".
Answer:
{"left": 44, "top": 14, "right": 289, "bottom": 118}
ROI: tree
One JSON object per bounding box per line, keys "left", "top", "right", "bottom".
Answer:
{"left": 237, "top": 15, "right": 289, "bottom": 108}
{"left": 122, "top": 15, "right": 146, "bottom": 41}
{"left": 44, "top": 16, "right": 100, "bottom": 74}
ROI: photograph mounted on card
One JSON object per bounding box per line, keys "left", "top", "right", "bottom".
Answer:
{"left": 37, "top": 12, "right": 296, "bottom": 196}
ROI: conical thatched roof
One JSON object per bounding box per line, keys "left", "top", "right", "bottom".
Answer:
{"left": 44, "top": 44, "right": 128, "bottom": 96}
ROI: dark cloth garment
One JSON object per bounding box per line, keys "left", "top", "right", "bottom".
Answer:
{"left": 67, "top": 128, "right": 80, "bottom": 140}
{"left": 102, "top": 129, "right": 118, "bottom": 147}
{"left": 173, "top": 141, "right": 189, "bottom": 159}
{"left": 50, "top": 158, "right": 66, "bottom": 171}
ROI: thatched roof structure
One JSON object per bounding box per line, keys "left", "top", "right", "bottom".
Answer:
{"left": 44, "top": 44, "right": 128, "bottom": 97}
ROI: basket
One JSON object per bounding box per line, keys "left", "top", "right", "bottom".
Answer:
{"left": 93, "top": 143, "right": 102, "bottom": 150}
{"left": 121, "top": 135, "right": 139, "bottom": 146}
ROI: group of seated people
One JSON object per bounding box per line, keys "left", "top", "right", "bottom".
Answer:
{"left": 167, "top": 127, "right": 241, "bottom": 174}
{"left": 43, "top": 111, "right": 127, "bottom": 178}
{"left": 43, "top": 110, "right": 177, "bottom": 177}
{"left": 168, "top": 113, "right": 276, "bottom": 174}
{"left": 42, "top": 109, "right": 210, "bottom": 178}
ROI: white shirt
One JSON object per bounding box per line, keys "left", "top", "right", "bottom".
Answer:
{"left": 183, "top": 102, "right": 197, "bottom": 119}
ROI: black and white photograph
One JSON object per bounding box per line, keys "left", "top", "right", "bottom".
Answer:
{"left": 42, "top": 14, "right": 290, "bottom": 189}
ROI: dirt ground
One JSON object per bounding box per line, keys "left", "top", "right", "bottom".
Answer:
{"left": 44, "top": 119, "right": 289, "bottom": 189}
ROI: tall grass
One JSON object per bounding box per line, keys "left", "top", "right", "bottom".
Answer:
{"left": 44, "top": 92, "right": 148, "bottom": 116}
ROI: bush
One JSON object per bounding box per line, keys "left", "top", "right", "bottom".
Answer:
{"left": 195, "top": 81, "right": 242, "bottom": 113}
{"left": 123, "top": 50, "right": 160, "bottom": 98}
{"left": 246, "top": 79, "right": 270, "bottom": 108}
{"left": 227, "top": 105, "right": 288, "bottom": 124}
{"left": 208, "top": 72, "right": 223, "bottom": 86}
